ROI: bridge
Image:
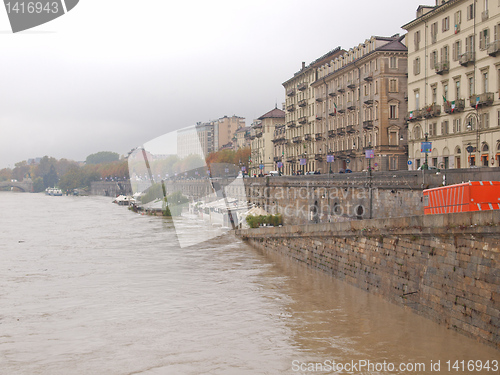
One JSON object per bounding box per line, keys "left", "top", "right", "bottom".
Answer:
{"left": 0, "top": 179, "right": 33, "bottom": 192}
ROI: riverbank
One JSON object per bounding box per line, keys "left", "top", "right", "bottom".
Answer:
{"left": 236, "top": 210, "right": 500, "bottom": 350}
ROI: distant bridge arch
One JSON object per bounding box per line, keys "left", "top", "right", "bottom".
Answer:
{"left": 0, "top": 179, "right": 33, "bottom": 192}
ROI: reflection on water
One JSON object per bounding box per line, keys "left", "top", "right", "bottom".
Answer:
{"left": 0, "top": 192, "right": 497, "bottom": 375}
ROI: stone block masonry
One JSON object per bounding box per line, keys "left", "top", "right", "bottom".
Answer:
{"left": 236, "top": 210, "right": 500, "bottom": 350}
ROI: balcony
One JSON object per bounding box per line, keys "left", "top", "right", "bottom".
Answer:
{"left": 286, "top": 156, "right": 295, "bottom": 162}
{"left": 304, "top": 134, "right": 312, "bottom": 141}
{"left": 298, "top": 99, "right": 307, "bottom": 107}
{"left": 329, "top": 110, "right": 336, "bottom": 116}
{"left": 292, "top": 136, "right": 302, "bottom": 144}
{"left": 363, "top": 73, "right": 373, "bottom": 82}
{"left": 482, "top": 10, "right": 489, "bottom": 21}
{"left": 298, "top": 82, "right": 308, "bottom": 91}
{"left": 459, "top": 52, "right": 475, "bottom": 66}
{"left": 315, "top": 133, "right": 323, "bottom": 141}
{"left": 407, "top": 109, "right": 423, "bottom": 121}
{"left": 315, "top": 153, "right": 323, "bottom": 161}
{"left": 424, "top": 104, "right": 441, "bottom": 118}
{"left": 435, "top": 60, "right": 449, "bottom": 75}
{"left": 338, "top": 107, "right": 346, "bottom": 114}
{"left": 255, "top": 130, "right": 263, "bottom": 138}
{"left": 315, "top": 114, "right": 323, "bottom": 121}
{"left": 347, "top": 80, "right": 355, "bottom": 89}
{"left": 274, "top": 156, "right": 281, "bottom": 162}
{"left": 287, "top": 121, "right": 296, "bottom": 128}
{"left": 287, "top": 104, "right": 295, "bottom": 112}
{"left": 298, "top": 116, "right": 307, "bottom": 124}
{"left": 328, "top": 90, "right": 336, "bottom": 97}
{"left": 347, "top": 101, "right": 356, "bottom": 110}
{"left": 364, "top": 98, "right": 373, "bottom": 105}
{"left": 346, "top": 125, "right": 355, "bottom": 134}
{"left": 363, "top": 120, "right": 373, "bottom": 130}
{"left": 337, "top": 127, "right": 345, "bottom": 136}
{"left": 335, "top": 151, "right": 347, "bottom": 159}
{"left": 337, "top": 86, "right": 345, "bottom": 93}
{"left": 328, "top": 130, "right": 335, "bottom": 138}
{"left": 444, "top": 99, "right": 465, "bottom": 113}
{"left": 316, "top": 97, "right": 324, "bottom": 102}
{"left": 287, "top": 88, "right": 295, "bottom": 97}
{"left": 488, "top": 40, "right": 500, "bottom": 56}
{"left": 469, "top": 93, "right": 494, "bottom": 108}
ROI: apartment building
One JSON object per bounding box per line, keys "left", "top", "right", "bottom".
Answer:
{"left": 217, "top": 115, "right": 246, "bottom": 151}
{"left": 403, "top": 0, "right": 500, "bottom": 169}
{"left": 250, "top": 107, "right": 285, "bottom": 175}
{"left": 234, "top": 126, "right": 251, "bottom": 150}
{"left": 280, "top": 37, "right": 408, "bottom": 174}
{"left": 281, "top": 48, "right": 344, "bottom": 175}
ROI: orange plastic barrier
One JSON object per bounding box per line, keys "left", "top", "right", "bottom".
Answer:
{"left": 423, "top": 181, "right": 500, "bottom": 214}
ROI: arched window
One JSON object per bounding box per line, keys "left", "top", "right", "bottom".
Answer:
{"left": 482, "top": 143, "right": 489, "bottom": 152}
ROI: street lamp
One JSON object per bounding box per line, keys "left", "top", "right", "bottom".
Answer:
{"left": 328, "top": 148, "right": 333, "bottom": 175}
{"left": 423, "top": 132, "right": 429, "bottom": 170}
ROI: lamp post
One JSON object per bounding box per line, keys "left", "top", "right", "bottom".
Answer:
{"left": 422, "top": 132, "right": 429, "bottom": 170}
{"left": 329, "top": 148, "right": 333, "bottom": 175}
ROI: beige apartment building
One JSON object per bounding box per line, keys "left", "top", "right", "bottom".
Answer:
{"left": 281, "top": 47, "right": 344, "bottom": 174}
{"left": 250, "top": 107, "right": 285, "bottom": 175}
{"left": 280, "top": 36, "right": 408, "bottom": 174}
{"left": 403, "top": 0, "right": 500, "bottom": 170}
{"left": 217, "top": 115, "right": 245, "bottom": 150}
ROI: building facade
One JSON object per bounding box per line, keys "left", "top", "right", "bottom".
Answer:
{"left": 217, "top": 115, "right": 246, "bottom": 151}
{"left": 250, "top": 108, "right": 285, "bottom": 175}
{"left": 280, "top": 37, "right": 409, "bottom": 174}
{"left": 403, "top": 0, "right": 500, "bottom": 170}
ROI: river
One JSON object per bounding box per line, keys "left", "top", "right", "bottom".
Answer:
{"left": 0, "top": 192, "right": 498, "bottom": 374}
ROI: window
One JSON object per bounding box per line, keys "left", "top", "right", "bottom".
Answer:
{"left": 467, "top": 3, "right": 475, "bottom": 20}
{"left": 429, "top": 123, "right": 437, "bottom": 136}
{"left": 453, "top": 118, "right": 462, "bottom": 132}
{"left": 390, "top": 56, "right": 397, "bottom": 69}
{"left": 431, "top": 22, "right": 438, "bottom": 43}
{"left": 468, "top": 76, "right": 474, "bottom": 96}
{"left": 481, "top": 112, "right": 490, "bottom": 128}
{"left": 443, "top": 83, "right": 449, "bottom": 100}
{"left": 479, "top": 28, "right": 490, "bottom": 49}
{"left": 413, "top": 57, "right": 421, "bottom": 75}
{"left": 430, "top": 50, "right": 438, "bottom": 69}
{"left": 498, "top": 109, "right": 500, "bottom": 126}
{"left": 466, "top": 34, "right": 475, "bottom": 53}
{"left": 389, "top": 78, "right": 398, "bottom": 92}
{"left": 414, "top": 30, "right": 421, "bottom": 50}
{"left": 415, "top": 90, "right": 420, "bottom": 109}
{"left": 454, "top": 11, "right": 462, "bottom": 33}
{"left": 483, "top": 71, "right": 489, "bottom": 92}
{"left": 441, "top": 45, "right": 449, "bottom": 63}
{"left": 453, "top": 40, "right": 462, "bottom": 60}
{"left": 441, "top": 120, "right": 449, "bottom": 134}
{"left": 455, "top": 80, "right": 461, "bottom": 99}
{"left": 443, "top": 16, "right": 450, "bottom": 32}
{"left": 414, "top": 125, "right": 422, "bottom": 139}
{"left": 389, "top": 104, "right": 398, "bottom": 119}
{"left": 432, "top": 86, "right": 437, "bottom": 104}
{"left": 389, "top": 131, "right": 398, "bottom": 146}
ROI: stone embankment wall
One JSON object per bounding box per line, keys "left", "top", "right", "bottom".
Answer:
{"left": 90, "top": 181, "right": 132, "bottom": 196}
{"left": 236, "top": 210, "right": 500, "bottom": 349}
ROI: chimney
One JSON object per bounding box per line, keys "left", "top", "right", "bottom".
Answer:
{"left": 301, "top": 61, "right": 305, "bottom": 70}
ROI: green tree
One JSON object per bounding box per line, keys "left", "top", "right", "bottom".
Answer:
{"left": 12, "top": 161, "right": 30, "bottom": 181}
{"left": 32, "top": 177, "right": 45, "bottom": 193}
{"left": 85, "top": 151, "right": 120, "bottom": 165}
{"left": 43, "top": 165, "right": 59, "bottom": 188}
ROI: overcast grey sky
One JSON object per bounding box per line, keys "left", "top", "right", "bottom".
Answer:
{"left": 0, "top": 0, "right": 430, "bottom": 169}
